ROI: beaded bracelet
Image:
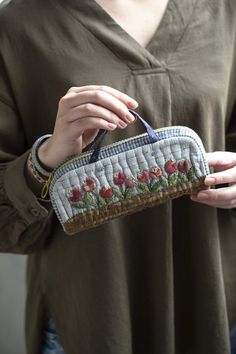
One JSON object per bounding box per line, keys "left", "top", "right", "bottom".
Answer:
{"left": 27, "top": 152, "right": 48, "bottom": 184}
{"left": 31, "top": 134, "right": 53, "bottom": 178}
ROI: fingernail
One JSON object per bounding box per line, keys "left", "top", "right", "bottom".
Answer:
{"left": 124, "top": 113, "right": 135, "bottom": 123}
{"left": 118, "top": 119, "right": 127, "bottom": 128}
{"left": 107, "top": 123, "right": 117, "bottom": 130}
{"left": 196, "top": 192, "right": 208, "bottom": 199}
{"left": 205, "top": 177, "right": 216, "bottom": 185}
{"left": 127, "top": 100, "right": 138, "bottom": 109}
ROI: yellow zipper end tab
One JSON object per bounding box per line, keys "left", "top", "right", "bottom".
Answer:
{"left": 41, "top": 174, "right": 53, "bottom": 199}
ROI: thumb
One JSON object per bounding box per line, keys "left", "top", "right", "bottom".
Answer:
{"left": 206, "top": 151, "right": 236, "bottom": 171}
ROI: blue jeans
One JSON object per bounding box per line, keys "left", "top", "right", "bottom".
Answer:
{"left": 42, "top": 319, "right": 236, "bottom": 354}
{"left": 42, "top": 319, "right": 65, "bottom": 354}
{"left": 231, "top": 325, "right": 236, "bottom": 354}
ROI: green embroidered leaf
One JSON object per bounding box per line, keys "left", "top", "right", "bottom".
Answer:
{"left": 72, "top": 202, "right": 86, "bottom": 209}
{"left": 105, "top": 197, "right": 115, "bottom": 206}
{"left": 168, "top": 173, "right": 179, "bottom": 186}
{"left": 187, "top": 167, "right": 196, "bottom": 181}
{"left": 137, "top": 183, "right": 150, "bottom": 193}
{"left": 150, "top": 182, "right": 161, "bottom": 192}
{"left": 178, "top": 172, "right": 188, "bottom": 182}
{"left": 84, "top": 193, "right": 97, "bottom": 207}
{"left": 124, "top": 188, "right": 134, "bottom": 199}
{"left": 160, "top": 176, "right": 169, "bottom": 188}
{"left": 97, "top": 196, "right": 107, "bottom": 207}
{"left": 113, "top": 188, "right": 124, "bottom": 200}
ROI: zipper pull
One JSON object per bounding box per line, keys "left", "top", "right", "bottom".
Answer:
{"left": 41, "top": 174, "right": 53, "bottom": 199}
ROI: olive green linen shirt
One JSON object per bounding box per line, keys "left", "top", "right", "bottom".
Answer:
{"left": 0, "top": 0, "right": 236, "bottom": 353}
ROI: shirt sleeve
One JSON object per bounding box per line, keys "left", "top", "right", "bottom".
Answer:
{"left": 0, "top": 7, "right": 56, "bottom": 254}
{"left": 0, "top": 91, "right": 53, "bottom": 255}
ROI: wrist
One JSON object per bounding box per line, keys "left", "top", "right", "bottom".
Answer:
{"left": 37, "top": 137, "right": 61, "bottom": 169}
{"left": 38, "top": 137, "right": 80, "bottom": 168}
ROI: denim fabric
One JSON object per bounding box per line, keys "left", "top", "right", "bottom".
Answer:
{"left": 231, "top": 325, "right": 236, "bottom": 354}
{"left": 41, "top": 319, "right": 236, "bottom": 354}
{"left": 41, "top": 319, "right": 65, "bottom": 354}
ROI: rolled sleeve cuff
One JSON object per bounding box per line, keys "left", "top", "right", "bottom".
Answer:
{"left": 4, "top": 150, "right": 51, "bottom": 225}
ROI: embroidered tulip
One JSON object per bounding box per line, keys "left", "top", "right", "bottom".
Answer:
{"left": 100, "top": 187, "right": 113, "bottom": 199}
{"left": 125, "top": 177, "right": 135, "bottom": 188}
{"left": 137, "top": 170, "right": 149, "bottom": 182}
{"left": 165, "top": 160, "right": 177, "bottom": 174}
{"left": 69, "top": 188, "right": 82, "bottom": 203}
{"left": 114, "top": 172, "right": 126, "bottom": 185}
{"left": 149, "top": 166, "right": 162, "bottom": 179}
{"left": 83, "top": 177, "right": 96, "bottom": 192}
{"left": 178, "top": 160, "right": 190, "bottom": 174}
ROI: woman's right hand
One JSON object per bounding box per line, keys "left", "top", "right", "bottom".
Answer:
{"left": 38, "top": 85, "right": 138, "bottom": 168}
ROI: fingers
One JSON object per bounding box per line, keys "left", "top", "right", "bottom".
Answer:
{"left": 72, "top": 116, "right": 119, "bottom": 132}
{"left": 67, "top": 85, "right": 138, "bottom": 109}
{"left": 204, "top": 166, "right": 236, "bottom": 186}
{"left": 59, "top": 89, "right": 136, "bottom": 123}
{"left": 191, "top": 185, "right": 236, "bottom": 208}
{"left": 45, "top": 85, "right": 138, "bottom": 167}
{"left": 205, "top": 151, "right": 236, "bottom": 186}
{"left": 67, "top": 103, "right": 128, "bottom": 129}
{"left": 207, "top": 151, "right": 236, "bottom": 171}
{"left": 191, "top": 151, "right": 236, "bottom": 209}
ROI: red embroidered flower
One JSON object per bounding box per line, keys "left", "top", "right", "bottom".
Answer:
{"left": 177, "top": 160, "right": 190, "bottom": 174}
{"left": 137, "top": 170, "right": 149, "bottom": 182}
{"left": 165, "top": 160, "right": 177, "bottom": 174}
{"left": 99, "top": 187, "right": 113, "bottom": 199}
{"left": 114, "top": 172, "right": 126, "bottom": 185}
{"left": 149, "top": 167, "right": 162, "bottom": 179}
{"left": 83, "top": 177, "right": 96, "bottom": 192}
{"left": 69, "top": 188, "right": 82, "bottom": 203}
{"left": 125, "top": 177, "right": 135, "bottom": 188}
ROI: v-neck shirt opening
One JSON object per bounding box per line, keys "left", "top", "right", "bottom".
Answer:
{"left": 93, "top": 0, "right": 171, "bottom": 51}
{"left": 52, "top": 0, "right": 198, "bottom": 71}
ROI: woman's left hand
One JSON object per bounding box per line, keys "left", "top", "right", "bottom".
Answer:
{"left": 191, "top": 151, "right": 236, "bottom": 208}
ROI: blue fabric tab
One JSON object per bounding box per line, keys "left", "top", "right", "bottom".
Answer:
{"left": 89, "top": 110, "right": 158, "bottom": 163}
{"left": 89, "top": 129, "right": 107, "bottom": 163}
{"left": 129, "top": 110, "right": 159, "bottom": 143}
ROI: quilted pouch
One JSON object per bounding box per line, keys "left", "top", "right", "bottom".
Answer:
{"left": 44, "top": 111, "right": 209, "bottom": 235}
